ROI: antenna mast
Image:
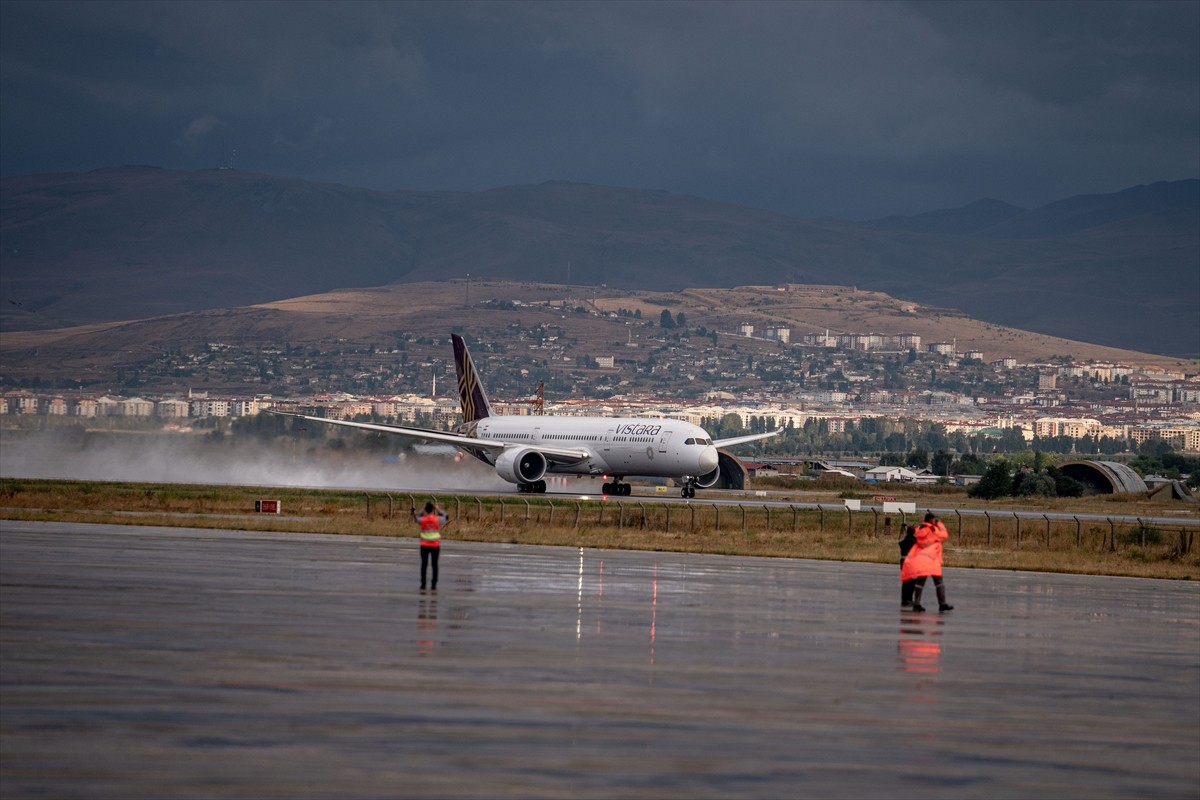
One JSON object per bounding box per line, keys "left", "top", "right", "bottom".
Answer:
{"left": 533, "top": 381, "right": 545, "bottom": 415}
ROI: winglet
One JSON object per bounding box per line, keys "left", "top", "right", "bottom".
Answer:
{"left": 451, "top": 333, "right": 493, "bottom": 421}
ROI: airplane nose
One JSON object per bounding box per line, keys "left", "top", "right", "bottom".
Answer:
{"left": 699, "top": 446, "right": 718, "bottom": 473}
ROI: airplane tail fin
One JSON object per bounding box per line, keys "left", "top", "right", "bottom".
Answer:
{"left": 451, "top": 333, "right": 493, "bottom": 421}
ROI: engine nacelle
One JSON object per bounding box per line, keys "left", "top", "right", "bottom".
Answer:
{"left": 695, "top": 465, "right": 721, "bottom": 488}
{"left": 494, "top": 448, "right": 549, "bottom": 485}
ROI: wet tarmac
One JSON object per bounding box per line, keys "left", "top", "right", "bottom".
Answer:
{"left": 2, "top": 521, "right": 1198, "bottom": 799}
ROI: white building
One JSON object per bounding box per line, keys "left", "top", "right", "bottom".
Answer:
{"left": 156, "top": 398, "right": 191, "bottom": 418}
{"left": 190, "top": 399, "right": 231, "bottom": 418}
{"left": 864, "top": 466, "right": 919, "bottom": 482}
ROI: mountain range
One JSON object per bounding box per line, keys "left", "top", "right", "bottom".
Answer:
{"left": 1, "top": 168, "right": 1196, "bottom": 357}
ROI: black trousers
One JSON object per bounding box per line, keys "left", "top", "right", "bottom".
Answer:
{"left": 420, "top": 546, "right": 439, "bottom": 587}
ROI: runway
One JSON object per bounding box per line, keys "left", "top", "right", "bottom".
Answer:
{"left": 2, "top": 521, "right": 1198, "bottom": 799}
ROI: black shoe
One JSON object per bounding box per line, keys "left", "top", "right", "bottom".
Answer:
{"left": 939, "top": 604, "right": 954, "bottom": 612}
{"left": 900, "top": 602, "right": 913, "bottom": 610}
{"left": 420, "top": 583, "right": 426, "bottom": 590}
{"left": 911, "top": 603, "right": 926, "bottom": 612}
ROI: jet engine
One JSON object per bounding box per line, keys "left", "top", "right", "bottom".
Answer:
{"left": 695, "top": 465, "right": 721, "bottom": 488}
{"left": 494, "top": 448, "right": 549, "bottom": 485}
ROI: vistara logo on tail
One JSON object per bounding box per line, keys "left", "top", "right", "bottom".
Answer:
{"left": 452, "top": 334, "right": 492, "bottom": 422}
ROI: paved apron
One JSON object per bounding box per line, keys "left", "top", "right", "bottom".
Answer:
{"left": 2, "top": 522, "right": 1197, "bottom": 799}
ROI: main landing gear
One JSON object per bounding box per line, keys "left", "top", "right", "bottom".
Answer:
{"left": 602, "top": 479, "right": 632, "bottom": 497}
{"left": 518, "top": 480, "right": 547, "bottom": 493}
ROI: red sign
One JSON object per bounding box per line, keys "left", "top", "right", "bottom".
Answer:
{"left": 872, "top": 495, "right": 897, "bottom": 502}
{"left": 255, "top": 500, "right": 281, "bottom": 514}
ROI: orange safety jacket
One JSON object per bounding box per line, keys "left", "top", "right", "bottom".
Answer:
{"left": 418, "top": 512, "right": 443, "bottom": 547}
{"left": 900, "top": 520, "right": 947, "bottom": 581}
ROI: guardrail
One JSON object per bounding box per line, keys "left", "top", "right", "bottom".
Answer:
{"left": 360, "top": 493, "right": 1198, "bottom": 556}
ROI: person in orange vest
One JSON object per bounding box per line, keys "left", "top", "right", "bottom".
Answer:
{"left": 900, "top": 512, "right": 953, "bottom": 612}
{"left": 412, "top": 501, "right": 448, "bottom": 590}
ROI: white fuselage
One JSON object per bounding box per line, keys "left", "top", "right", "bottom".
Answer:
{"left": 465, "top": 415, "right": 719, "bottom": 480}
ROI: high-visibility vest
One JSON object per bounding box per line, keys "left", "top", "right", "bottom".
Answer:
{"left": 418, "top": 513, "right": 442, "bottom": 547}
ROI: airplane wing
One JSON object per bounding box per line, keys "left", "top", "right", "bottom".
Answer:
{"left": 266, "top": 411, "right": 592, "bottom": 464}
{"left": 713, "top": 429, "right": 783, "bottom": 449}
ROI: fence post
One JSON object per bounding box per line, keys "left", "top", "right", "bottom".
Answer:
{"left": 690, "top": 504, "right": 696, "bottom": 533}
{"left": 738, "top": 504, "right": 746, "bottom": 532}
{"left": 1138, "top": 518, "right": 1146, "bottom": 548}
{"left": 1014, "top": 512, "right": 1021, "bottom": 547}
{"left": 547, "top": 500, "right": 554, "bottom": 526}
{"left": 386, "top": 494, "right": 394, "bottom": 519}
{"left": 955, "top": 510, "right": 962, "bottom": 538}
{"left": 872, "top": 508, "right": 879, "bottom": 537}
{"left": 523, "top": 498, "right": 530, "bottom": 522}
{"left": 766, "top": 505, "right": 772, "bottom": 530}
{"left": 474, "top": 496, "right": 482, "bottom": 521}
{"left": 1044, "top": 514, "right": 1051, "bottom": 547}
{"left": 792, "top": 505, "right": 798, "bottom": 532}
{"left": 575, "top": 501, "right": 581, "bottom": 529}
{"left": 714, "top": 503, "right": 720, "bottom": 532}
{"left": 453, "top": 497, "right": 460, "bottom": 520}
{"left": 985, "top": 511, "right": 992, "bottom": 546}
{"left": 499, "top": 499, "right": 505, "bottom": 523}
{"left": 1108, "top": 518, "right": 1116, "bottom": 551}
{"left": 847, "top": 507, "right": 853, "bottom": 536}
{"left": 638, "top": 503, "right": 646, "bottom": 530}
{"left": 365, "top": 494, "right": 372, "bottom": 517}
{"left": 1074, "top": 516, "right": 1081, "bottom": 547}
{"left": 819, "top": 506, "right": 825, "bottom": 531}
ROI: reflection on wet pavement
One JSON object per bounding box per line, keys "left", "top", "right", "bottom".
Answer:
{"left": 2, "top": 521, "right": 1197, "bottom": 799}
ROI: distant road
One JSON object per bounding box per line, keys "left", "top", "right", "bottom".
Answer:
{"left": 394, "top": 485, "right": 1200, "bottom": 530}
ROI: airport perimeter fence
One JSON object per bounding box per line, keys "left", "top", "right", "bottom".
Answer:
{"left": 363, "top": 492, "right": 1199, "bottom": 558}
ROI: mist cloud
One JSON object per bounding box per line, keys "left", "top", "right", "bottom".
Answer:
{"left": 1, "top": 429, "right": 513, "bottom": 494}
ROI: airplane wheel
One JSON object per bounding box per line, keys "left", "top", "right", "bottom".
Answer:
{"left": 536, "top": 480, "right": 547, "bottom": 493}
{"left": 602, "top": 482, "right": 612, "bottom": 494}
{"left": 622, "top": 484, "right": 632, "bottom": 496}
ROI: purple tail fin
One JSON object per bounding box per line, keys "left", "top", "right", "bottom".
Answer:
{"left": 451, "top": 334, "right": 493, "bottom": 421}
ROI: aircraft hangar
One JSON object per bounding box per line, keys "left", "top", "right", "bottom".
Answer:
{"left": 1058, "top": 460, "right": 1147, "bottom": 494}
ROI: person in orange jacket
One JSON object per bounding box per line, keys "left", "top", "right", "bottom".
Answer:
{"left": 413, "top": 502, "right": 448, "bottom": 590}
{"left": 900, "top": 512, "right": 953, "bottom": 612}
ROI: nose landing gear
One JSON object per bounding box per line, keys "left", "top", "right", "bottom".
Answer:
{"left": 680, "top": 478, "right": 697, "bottom": 499}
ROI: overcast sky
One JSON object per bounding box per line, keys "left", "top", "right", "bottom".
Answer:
{"left": 2, "top": 0, "right": 1196, "bottom": 219}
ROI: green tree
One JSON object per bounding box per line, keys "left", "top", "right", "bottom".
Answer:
{"left": 969, "top": 461, "right": 1013, "bottom": 499}
{"left": 1048, "top": 467, "right": 1086, "bottom": 497}
{"left": 930, "top": 449, "right": 954, "bottom": 476}
{"left": 905, "top": 448, "right": 929, "bottom": 470}
{"left": 659, "top": 309, "right": 675, "bottom": 328}
{"left": 1012, "top": 471, "right": 1056, "bottom": 498}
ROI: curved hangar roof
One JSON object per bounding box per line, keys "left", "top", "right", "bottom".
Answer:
{"left": 1059, "top": 460, "right": 1147, "bottom": 494}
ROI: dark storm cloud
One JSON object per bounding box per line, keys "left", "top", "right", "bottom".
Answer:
{"left": 1, "top": 0, "right": 1196, "bottom": 218}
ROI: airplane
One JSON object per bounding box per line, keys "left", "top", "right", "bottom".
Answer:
{"left": 271, "top": 333, "right": 780, "bottom": 498}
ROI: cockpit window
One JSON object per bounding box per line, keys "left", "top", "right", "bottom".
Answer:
{"left": 684, "top": 438, "right": 695, "bottom": 445}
